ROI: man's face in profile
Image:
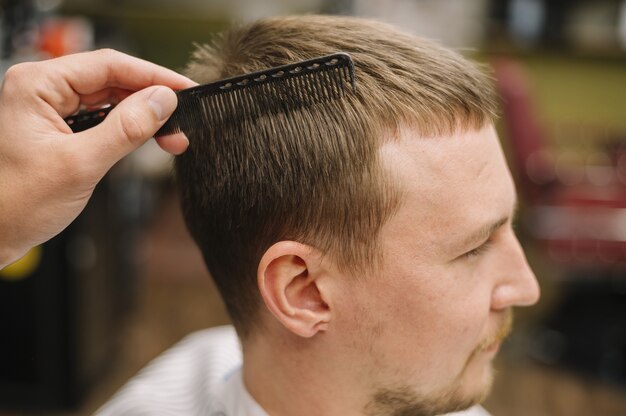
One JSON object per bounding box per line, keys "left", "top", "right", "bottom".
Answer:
{"left": 333, "top": 125, "right": 540, "bottom": 415}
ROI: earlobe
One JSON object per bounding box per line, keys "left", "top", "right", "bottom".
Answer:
{"left": 258, "top": 242, "right": 331, "bottom": 338}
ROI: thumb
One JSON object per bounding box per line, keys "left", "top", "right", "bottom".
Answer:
{"left": 74, "top": 85, "right": 177, "bottom": 169}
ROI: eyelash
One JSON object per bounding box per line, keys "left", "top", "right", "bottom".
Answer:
{"left": 463, "top": 240, "right": 492, "bottom": 259}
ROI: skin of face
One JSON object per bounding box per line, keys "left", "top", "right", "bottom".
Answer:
{"left": 331, "top": 124, "right": 541, "bottom": 415}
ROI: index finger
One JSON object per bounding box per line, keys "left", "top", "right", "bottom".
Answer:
{"left": 49, "top": 49, "right": 197, "bottom": 95}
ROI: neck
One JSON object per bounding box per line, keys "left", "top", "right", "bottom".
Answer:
{"left": 241, "top": 326, "right": 366, "bottom": 416}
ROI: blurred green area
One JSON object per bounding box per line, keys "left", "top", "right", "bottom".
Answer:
{"left": 61, "top": 7, "right": 230, "bottom": 71}
{"left": 115, "top": 16, "right": 228, "bottom": 71}
{"left": 473, "top": 52, "right": 626, "bottom": 135}
{"left": 523, "top": 55, "right": 626, "bottom": 130}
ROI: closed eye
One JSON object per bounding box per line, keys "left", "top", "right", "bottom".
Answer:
{"left": 462, "top": 240, "right": 493, "bottom": 259}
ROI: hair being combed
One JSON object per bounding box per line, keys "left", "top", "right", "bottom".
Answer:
{"left": 175, "top": 15, "right": 498, "bottom": 338}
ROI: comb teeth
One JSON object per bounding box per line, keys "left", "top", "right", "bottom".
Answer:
{"left": 155, "top": 53, "right": 355, "bottom": 137}
{"left": 63, "top": 53, "right": 355, "bottom": 136}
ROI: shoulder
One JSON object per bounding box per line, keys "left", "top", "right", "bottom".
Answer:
{"left": 95, "top": 325, "right": 242, "bottom": 416}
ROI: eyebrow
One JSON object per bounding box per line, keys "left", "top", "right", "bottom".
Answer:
{"left": 456, "top": 200, "right": 519, "bottom": 252}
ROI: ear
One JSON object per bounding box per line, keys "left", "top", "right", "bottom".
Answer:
{"left": 258, "top": 241, "right": 331, "bottom": 338}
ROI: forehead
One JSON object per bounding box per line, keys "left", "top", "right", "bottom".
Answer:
{"left": 378, "top": 125, "right": 516, "bottom": 257}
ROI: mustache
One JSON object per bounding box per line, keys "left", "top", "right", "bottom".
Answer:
{"left": 478, "top": 309, "right": 513, "bottom": 350}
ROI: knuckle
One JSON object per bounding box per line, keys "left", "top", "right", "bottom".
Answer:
{"left": 118, "top": 112, "right": 148, "bottom": 143}
{"left": 3, "top": 62, "right": 33, "bottom": 87}
{"left": 96, "top": 48, "right": 119, "bottom": 60}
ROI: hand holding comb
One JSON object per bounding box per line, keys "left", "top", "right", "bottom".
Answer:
{"left": 65, "top": 53, "right": 356, "bottom": 136}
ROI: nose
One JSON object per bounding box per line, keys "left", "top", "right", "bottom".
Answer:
{"left": 491, "top": 233, "right": 541, "bottom": 311}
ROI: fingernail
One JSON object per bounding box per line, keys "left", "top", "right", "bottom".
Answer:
{"left": 148, "top": 87, "right": 177, "bottom": 121}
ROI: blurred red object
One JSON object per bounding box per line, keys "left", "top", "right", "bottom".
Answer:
{"left": 37, "top": 17, "right": 93, "bottom": 58}
{"left": 494, "top": 59, "right": 626, "bottom": 266}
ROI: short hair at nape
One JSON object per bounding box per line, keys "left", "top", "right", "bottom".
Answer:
{"left": 175, "top": 15, "right": 498, "bottom": 338}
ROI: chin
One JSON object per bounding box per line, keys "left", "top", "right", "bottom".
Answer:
{"left": 455, "top": 357, "right": 496, "bottom": 406}
{"left": 440, "top": 373, "right": 493, "bottom": 416}
{"left": 365, "top": 363, "right": 495, "bottom": 416}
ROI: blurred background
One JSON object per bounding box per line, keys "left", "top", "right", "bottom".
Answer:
{"left": 0, "top": 0, "right": 625, "bottom": 415}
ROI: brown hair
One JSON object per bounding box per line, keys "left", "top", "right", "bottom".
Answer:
{"left": 175, "top": 15, "right": 497, "bottom": 337}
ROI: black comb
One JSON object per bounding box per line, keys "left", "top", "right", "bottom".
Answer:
{"left": 64, "top": 53, "right": 356, "bottom": 136}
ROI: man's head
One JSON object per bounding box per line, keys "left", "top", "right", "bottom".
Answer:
{"left": 176, "top": 15, "right": 539, "bottom": 415}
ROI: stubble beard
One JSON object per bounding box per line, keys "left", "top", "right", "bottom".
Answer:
{"left": 363, "top": 381, "right": 491, "bottom": 416}
{"left": 364, "top": 310, "right": 513, "bottom": 416}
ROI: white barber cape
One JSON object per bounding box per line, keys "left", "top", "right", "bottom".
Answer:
{"left": 96, "top": 326, "right": 491, "bottom": 416}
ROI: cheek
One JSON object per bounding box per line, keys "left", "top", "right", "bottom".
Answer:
{"left": 376, "top": 267, "right": 492, "bottom": 383}
{"left": 333, "top": 260, "right": 494, "bottom": 390}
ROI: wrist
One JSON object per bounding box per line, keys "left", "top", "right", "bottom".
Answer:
{"left": 0, "top": 246, "right": 14, "bottom": 270}
{"left": 0, "top": 252, "right": 11, "bottom": 270}
{"left": 0, "top": 239, "right": 22, "bottom": 271}
{"left": 0, "top": 204, "right": 21, "bottom": 270}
